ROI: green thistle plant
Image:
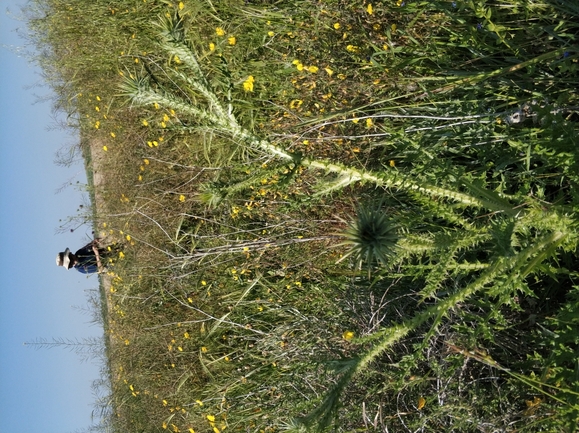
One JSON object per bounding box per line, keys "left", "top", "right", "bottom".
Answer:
{"left": 337, "top": 204, "right": 399, "bottom": 274}
{"left": 197, "top": 183, "right": 225, "bottom": 208}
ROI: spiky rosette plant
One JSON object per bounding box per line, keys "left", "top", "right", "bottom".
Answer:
{"left": 337, "top": 205, "right": 399, "bottom": 275}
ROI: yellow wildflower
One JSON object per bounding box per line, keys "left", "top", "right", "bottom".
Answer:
{"left": 215, "top": 27, "right": 225, "bottom": 36}
{"left": 95, "top": 106, "right": 100, "bottom": 112}
{"left": 367, "top": 4, "right": 373, "bottom": 14}
{"left": 228, "top": 36, "right": 236, "bottom": 45}
{"left": 366, "top": 118, "right": 373, "bottom": 128}
{"left": 243, "top": 75, "right": 255, "bottom": 92}
{"left": 324, "top": 67, "right": 334, "bottom": 77}
{"left": 267, "top": 31, "right": 274, "bottom": 37}
{"left": 289, "top": 99, "right": 303, "bottom": 109}
{"left": 179, "top": 194, "right": 186, "bottom": 202}
{"left": 142, "top": 119, "right": 149, "bottom": 126}
{"left": 178, "top": 1, "right": 184, "bottom": 10}
{"left": 103, "top": 145, "right": 108, "bottom": 152}
{"left": 206, "top": 415, "right": 215, "bottom": 422}
{"left": 110, "top": 132, "right": 116, "bottom": 138}
{"left": 292, "top": 59, "right": 304, "bottom": 71}
{"left": 333, "top": 23, "right": 341, "bottom": 29}
{"left": 417, "top": 396, "right": 426, "bottom": 410}
{"left": 209, "top": 42, "right": 215, "bottom": 51}
{"left": 307, "top": 65, "right": 319, "bottom": 73}
{"left": 389, "top": 159, "right": 396, "bottom": 167}
{"left": 346, "top": 45, "right": 359, "bottom": 53}
{"left": 343, "top": 330, "right": 355, "bottom": 341}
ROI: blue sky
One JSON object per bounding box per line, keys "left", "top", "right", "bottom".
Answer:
{"left": 1, "top": 1, "right": 105, "bottom": 432}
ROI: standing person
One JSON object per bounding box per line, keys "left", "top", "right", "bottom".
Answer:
{"left": 56, "top": 239, "right": 108, "bottom": 274}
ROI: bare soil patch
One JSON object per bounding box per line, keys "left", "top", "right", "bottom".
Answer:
{"left": 87, "top": 138, "right": 114, "bottom": 322}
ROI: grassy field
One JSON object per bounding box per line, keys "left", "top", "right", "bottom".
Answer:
{"left": 25, "top": 0, "right": 579, "bottom": 432}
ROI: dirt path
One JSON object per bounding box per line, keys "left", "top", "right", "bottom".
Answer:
{"left": 87, "top": 139, "right": 114, "bottom": 319}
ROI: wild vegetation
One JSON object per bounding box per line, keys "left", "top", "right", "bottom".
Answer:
{"left": 24, "top": 0, "right": 579, "bottom": 431}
